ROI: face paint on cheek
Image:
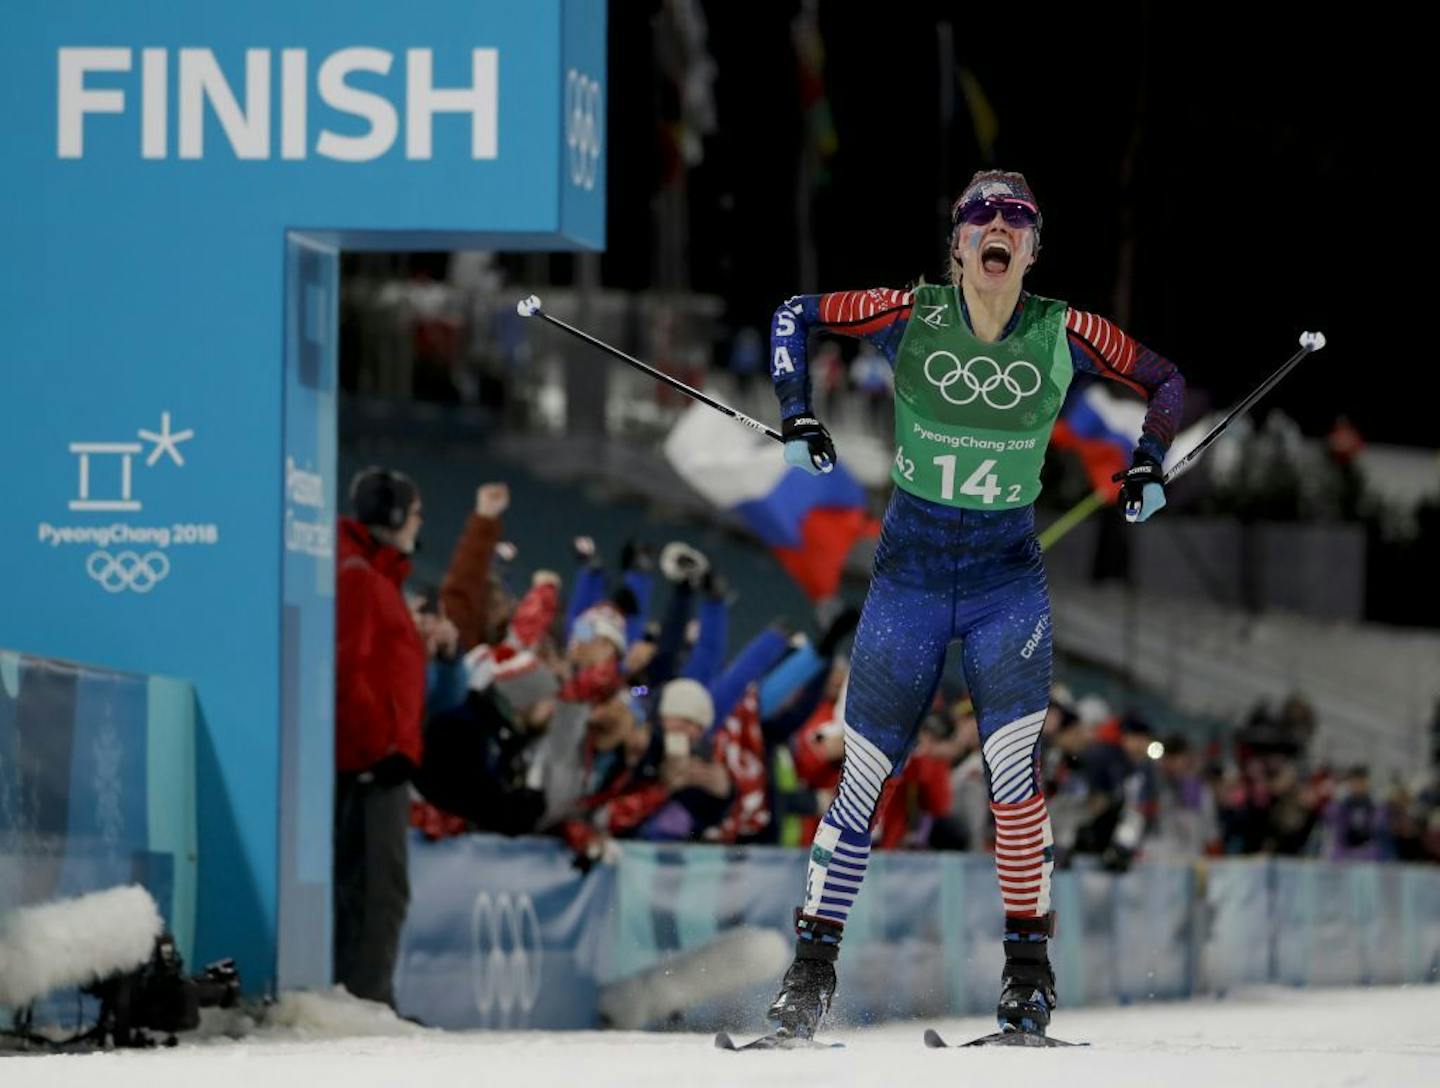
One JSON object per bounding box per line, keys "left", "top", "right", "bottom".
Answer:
{"left": 955, "top": 228, "right": 980, "bottom": 269}
{"left": 1016, "top": 232, "right": 1036, "bottom": 271}
{"left": 951, "top": 228, "right": 971, "bottom": 269}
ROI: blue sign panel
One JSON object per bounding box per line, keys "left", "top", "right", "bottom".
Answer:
{"left": 1, "top": 1, "right": 605, "bottom": 993}
{"left": 277, "top": 235, "right": 339, "bottom": 992}
{"left": 397, "top": 833, "right": 616, "bottom": 1029}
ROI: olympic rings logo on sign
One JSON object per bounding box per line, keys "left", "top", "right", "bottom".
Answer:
{"left": 470, "top": 891, "right": 543, "bottom": 1020}
{"left": 923, "top": 351, "right": 1042, "bottom": 410}
{"left": 85, "top": 550, "right": 170, "bottom": 593}
{"left": 565, "top": 69, "right": 603, "bottom": 191}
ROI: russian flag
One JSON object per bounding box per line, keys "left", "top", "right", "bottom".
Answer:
{"left": 663, "top": 405, "right": 878, "bottom": 600}
{"left": 1050, "top": 383, "right": 1146, "bottom": 500}
{"left": 1051, "top": 383, "right": 1218, "bottom": 498}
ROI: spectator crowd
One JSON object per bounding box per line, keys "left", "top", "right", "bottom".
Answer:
{"left": 332, "top": 464, "right": 1440, "bottom": 1006}
{"left": 361, "top": 470, "right": 1440, "bottom": 867}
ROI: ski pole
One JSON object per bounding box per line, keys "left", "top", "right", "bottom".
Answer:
{"left": 1162, "top": 331, "right": 1326, "bottom": 485}
{"left": 1044, "top": 331, "right": 1327, "bottom": 551}
{"left": 1038, "top": 489, "right": 1107, "bottom": 552}
{"left": 516, "top": 294, "right": 783, "bottom": 442}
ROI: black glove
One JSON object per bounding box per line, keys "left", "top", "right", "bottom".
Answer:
{"left": 782, "top": 415, "right": 836, "bottom": 475}
{"left": 362, "top": 752, "right": 416, "bottom": 788}
{"left": 1111, "top": 452, "right": 1167, "bottom": 523}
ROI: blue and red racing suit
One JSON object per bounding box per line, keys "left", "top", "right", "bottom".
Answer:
{"left": 773, "top": 287, "right": 1183, "bottom": 928}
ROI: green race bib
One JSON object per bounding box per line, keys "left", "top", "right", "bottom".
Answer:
{"left": 890, "top": 285, "right": 1071, "bottom": 509}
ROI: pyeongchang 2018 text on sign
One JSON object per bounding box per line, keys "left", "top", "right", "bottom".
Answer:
{"left": 36, "top": 411, "right": 216, "bottom": 596}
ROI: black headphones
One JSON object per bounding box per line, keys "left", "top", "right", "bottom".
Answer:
{"left": 349, "top": 467, "right": 417, "bottom": 530}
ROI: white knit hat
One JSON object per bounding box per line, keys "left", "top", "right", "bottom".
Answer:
{"left": 658, "top": 678, "right": 715, "bottom": 731}
{"left": 570, "top": 604, "right": 627, "bottom": 654}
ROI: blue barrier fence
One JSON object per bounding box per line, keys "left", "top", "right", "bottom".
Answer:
{"left": 397, "top": 833, "right": 1440, "bottom": 1030}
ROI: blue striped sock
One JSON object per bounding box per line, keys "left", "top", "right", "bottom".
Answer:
{"left": 802, "top": 815, "right": 871, "bottom": 927}
{"left": 800, "top": 727, "right": 893, "bottom": 927}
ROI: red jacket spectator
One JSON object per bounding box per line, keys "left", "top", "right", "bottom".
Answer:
{"left": 335, "top": 517, "right": 427, "bottom": 772}
{"left": 571, "top": 740, "right": 669, "bottom": 842}
{"left": 509, "top": 579, "right": 560, "bottom": 649}
{"left": 708, "top": 687, "right": 771, "bottom": 843}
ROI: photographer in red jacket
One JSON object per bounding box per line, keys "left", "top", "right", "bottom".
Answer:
{"left": 333, "top": 467, "right": 426, "bottom": 1008}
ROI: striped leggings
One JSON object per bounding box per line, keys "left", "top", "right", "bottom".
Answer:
{"left": 799, "top": 490, "right": 1055, "bottom": 933}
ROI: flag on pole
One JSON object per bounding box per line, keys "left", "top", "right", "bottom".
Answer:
{"left": 1051, "top": 382, "right": 1218, "bottom": 498}
{"left": 1050, "top": 384, "right": 1143, "bottom": 498}
{"left": 792, "top": 2, "right": 839, "bottom": 179}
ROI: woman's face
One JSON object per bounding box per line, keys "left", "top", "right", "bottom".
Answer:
{"left": 953, "top": 202, "right": 1037, "bottom": 293}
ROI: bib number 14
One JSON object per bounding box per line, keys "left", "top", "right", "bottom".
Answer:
{"left": 934, "top": 456, "right": 1022, "bottom": 505}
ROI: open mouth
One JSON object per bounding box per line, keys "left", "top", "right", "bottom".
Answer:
{"left": 981, "top": 239, "right": 1012, "bottom": 276}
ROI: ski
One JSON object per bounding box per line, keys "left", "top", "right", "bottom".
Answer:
{"left": 923, "top": 1027, "right": 1088, "bottom": 1049}
{"left": 714, "top": 1030, "right": 844, "bottom": 1051}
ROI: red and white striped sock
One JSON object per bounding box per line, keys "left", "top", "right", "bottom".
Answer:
{"left": 991, "top": 794, "right": 1054, "bottom": 918}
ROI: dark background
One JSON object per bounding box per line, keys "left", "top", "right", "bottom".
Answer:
{"left": 592, "top": 2, "right": 1417, "bottom": 443}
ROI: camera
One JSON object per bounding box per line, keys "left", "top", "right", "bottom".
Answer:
{"left": 85, "top": 933, "right": 241, "bottom": 1047}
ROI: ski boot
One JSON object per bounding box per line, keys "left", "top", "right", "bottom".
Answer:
{"left": 927, "top": 914, "right": 1083, "bottom": 1049}
{"left": 765, "top": 913, "right": 841, "bottom": 1042}
{"left": 996, "top": 913, "right": 1056, "bottom": 1037}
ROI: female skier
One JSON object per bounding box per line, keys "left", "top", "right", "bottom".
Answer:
{"left": 762, "top": 170, "right": 1185, "bottom": 1044}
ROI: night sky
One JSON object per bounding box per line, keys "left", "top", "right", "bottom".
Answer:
{"left": 599, "top": 3, "right": 1420, "bottom": 444}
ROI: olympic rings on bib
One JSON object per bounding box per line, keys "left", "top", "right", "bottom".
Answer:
{"left": 923, "top": 351, "right": 1042, "bottom": 410}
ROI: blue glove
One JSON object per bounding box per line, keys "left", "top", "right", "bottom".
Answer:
{"left": 1112, "top": 454, "right": 1166, "bottom": 523}
{"left": 781, "top": 415, "right": 836, "bottom": 475}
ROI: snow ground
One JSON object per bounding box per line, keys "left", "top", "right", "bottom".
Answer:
{"left": 4, "top": 985, "right": 1439, "bottom": 1088}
